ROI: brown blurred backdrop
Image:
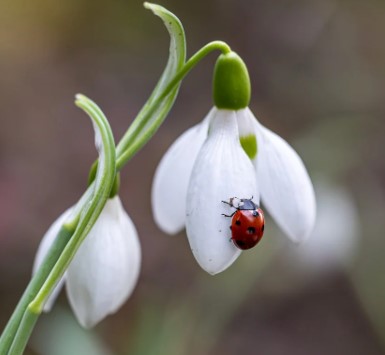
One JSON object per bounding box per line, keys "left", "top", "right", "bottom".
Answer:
{"left": 1, "top": 0, "right": 385, "bottom": 354}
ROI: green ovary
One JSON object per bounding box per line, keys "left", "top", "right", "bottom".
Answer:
{"left": 240, "top": 134, "right": 257, "bottom": 160}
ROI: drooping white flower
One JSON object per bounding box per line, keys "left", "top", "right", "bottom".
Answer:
{"left": 33, "top": 196, "right": 141, "bottom": 328}
{"left": 152, "top": 51, "right": 316, "bottom": 274}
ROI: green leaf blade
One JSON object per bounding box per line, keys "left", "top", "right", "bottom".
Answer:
{"left": 116, "top": 3, "right": 187, "bottom": 162}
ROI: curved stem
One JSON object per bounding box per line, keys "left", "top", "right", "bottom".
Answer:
{"left": 0, "top": 227, "right": 73, "bottom": 354}
{"left": 116, "top": 40, "right": 231, "bottom": 168}
{"left": 8, "top": 308, "right": 38, "bottom": 355}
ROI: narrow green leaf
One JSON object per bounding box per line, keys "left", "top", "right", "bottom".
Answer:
{"left": 143, "top": 2, "right": 186, "bottom": 103}
{"left": 29, "top": 95, "right": 116, "bottom": 314}
{"left": 72, "top": 94, "right": 116, "bottom": 235}
{"left": 116, "top": 2, "right": 186, "bottom": 160}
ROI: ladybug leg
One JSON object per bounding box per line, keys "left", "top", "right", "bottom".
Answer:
{"left": 222, "top": 199, "right": 241, "bottom": 209}
{"left": 221, "top": 200, "right": 234, "bottom": 207}
{"left": 229, "top": 197, "right": 241, "bottom": 206}
{"left": 221, "top": 211, "right": 236, "bottom": 218}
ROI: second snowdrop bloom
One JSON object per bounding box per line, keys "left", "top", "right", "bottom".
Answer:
{"left": 33, "top": 196, "right": 141, "bottom": 328}
{"left": 152, "top": 51, "right": 316, "bottom": 274}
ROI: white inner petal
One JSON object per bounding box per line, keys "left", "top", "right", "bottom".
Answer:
{"left": 236, "top": 108, "right": 257, "bottom": 137}
{"left": 186, "top": 109, "right": 259, "bottom": 275}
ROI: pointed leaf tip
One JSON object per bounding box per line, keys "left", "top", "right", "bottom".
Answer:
{"left": 143, "top": 2, "right": 153, "bottom": 10}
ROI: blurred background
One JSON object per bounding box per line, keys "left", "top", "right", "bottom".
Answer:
{"left": 0, "top": 0, "right": 385, "bottom": 354}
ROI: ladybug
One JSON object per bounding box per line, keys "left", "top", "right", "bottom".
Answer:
{"left": 222, "top": 197, "right": 265, "bottom": 250}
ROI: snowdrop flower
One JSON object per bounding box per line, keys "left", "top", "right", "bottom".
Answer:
{"left": 33, "top": 196, "right": 141, "bottom": 328}
{"left": 152, "top": 51, "right": 316, "bottom": 274}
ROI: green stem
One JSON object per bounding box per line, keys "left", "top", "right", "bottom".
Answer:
{"left": 0, "top": 227, "right": 73, "bottom": 354}
{"left": 7, "top": 307, "right": 39, "bottom": 355}
{"left": 115, "top": 40, "right": 231, "bottom": 168}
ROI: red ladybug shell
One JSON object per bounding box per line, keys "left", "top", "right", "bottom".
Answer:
{"left": 231, "top": 208, "right": 265, "bottom": 250}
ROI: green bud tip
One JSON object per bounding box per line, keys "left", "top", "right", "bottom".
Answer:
{"left": 213, "top": 51, "right": 251, "bottom": 110}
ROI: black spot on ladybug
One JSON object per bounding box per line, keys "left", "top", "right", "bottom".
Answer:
{"left": 261, "top": 225, "right": 265, "bottom": 232}
{"left": 235, "top": 220, "right": 241, "bottom": 226}
{"left": 247, "top": 227, "right": 256, "bottom": 234}
{"left": 235, "top": 240, "right": 245, "bottom": 247}
{"left": 229, "top": 226, "right": 232, "bottom": 230}
{"left": 252, "top": 210, "right": 259, "bottom": 217}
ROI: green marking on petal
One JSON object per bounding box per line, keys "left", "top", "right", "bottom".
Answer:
{"left": 240, "top": 134, "right": 257, "bottom": 159}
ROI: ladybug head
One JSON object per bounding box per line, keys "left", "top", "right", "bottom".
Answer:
{"left": 238, "top": 198, "right": 258, "bottom": 211}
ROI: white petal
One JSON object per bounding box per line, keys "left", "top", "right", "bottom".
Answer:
{"left": 151, "top": 109, "right": 212, "bottom": 234}
{"left": 32, "top": 208, "right": 73, "bottom": 312}
{"left": 247, "top": 108, "right": 316, "bottom": 243}
{"left": 66, "top": 196, "right": 141, "bottom": 328}
{"left": 186, "top": 109, "right": 259, "bottom": 275}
